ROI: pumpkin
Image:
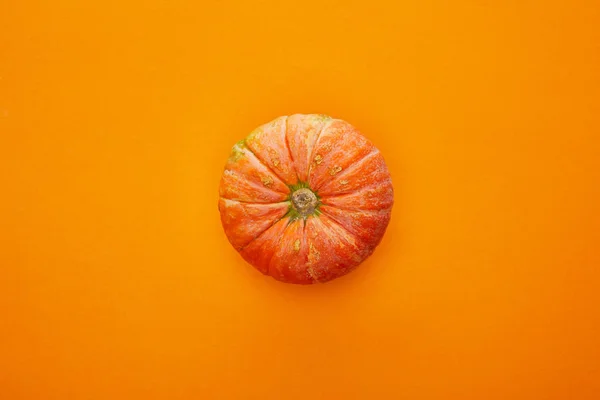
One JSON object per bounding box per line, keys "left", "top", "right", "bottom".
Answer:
{"left": 218, "top": 114, "right": 394, "bottom": 284}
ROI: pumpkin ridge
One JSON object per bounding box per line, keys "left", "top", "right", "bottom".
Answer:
{"left": 320, "top": 183, "right": 394, "bottom": 212}
{"left": 219, "top": 198, "right": 291, "bottom": 249}
{"left": 319, "top": 179, "right": 393, "bottom": 200}
{"left": 318, "top": 203, "right": 394, "bottom": 213}
{"left": 305, "top": 215, "right": 363, "bottom": 283}
{"left": 284, "top": 116, "right": 301, "bottom": 184}
{"left": 319, "top": 208, "right": 366, "bottom": 247}
{"left": 266, "top": 219, "right": 311, "bottom": 284}
{"left": 219, "top": 196, "right": 290, "bottom": 206}
{"left": 221, "top": 168, "right": 289, "bottom": 201}
{"left": 300, "top": 219, "right": 318, "bottom": 283}
{"left": 264, "top": 220, "right": 290, "bottom": 278}
{"left": 240, "top": 134, "right": 292, "bottom": 188}
{"left": 320, "top": 204, "right": 393, "bottom": 216}
{"left": 239, "top": 212, "right": 291, "bottom": 252}
{"left": 306, "top": 118, "right": 335, "bottom": 185}
{"left": 226, "top": 140, "right": 291, "bottom": 195}
{"left": 316, "top": 147, "right": 380, "bottom": 193}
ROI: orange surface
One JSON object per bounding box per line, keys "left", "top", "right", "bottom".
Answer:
{"left": 1, "top": 1, "right": 599, "bottom": 399}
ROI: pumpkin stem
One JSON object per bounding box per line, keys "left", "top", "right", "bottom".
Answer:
{"left": 291, "top": 188, "right": 318, "bottom": 217}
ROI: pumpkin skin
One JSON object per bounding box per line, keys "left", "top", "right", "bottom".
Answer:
{"left": 218, "top": 114, "right": 394, "bottom": 284}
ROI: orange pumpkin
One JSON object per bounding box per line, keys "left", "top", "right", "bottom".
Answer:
{"left": 218, "top": 114, "right": 394, "bottom": 284}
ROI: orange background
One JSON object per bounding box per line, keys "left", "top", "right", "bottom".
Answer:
{"left": 1, "top": 1, "right": 599, "bottom": 399}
